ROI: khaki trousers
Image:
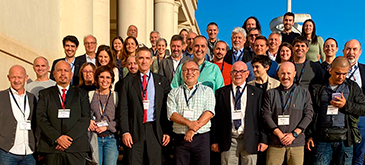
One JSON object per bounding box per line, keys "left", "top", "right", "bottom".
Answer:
{"left": 266, "top": 146, "right": 304, "bottom": 165}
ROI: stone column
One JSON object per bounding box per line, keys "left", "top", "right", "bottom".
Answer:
{"left": 93, "top": 0, "right": 110, "bottom": 45}
{"left": 155, "top": 0, "right": 174, "bottom": 45}
{"left": 173, "top": 1, "right": 181, "bottom": 35}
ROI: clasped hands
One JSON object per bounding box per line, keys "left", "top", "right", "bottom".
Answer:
{"left": 55, "top": 135, "right": 73, "bottom": 151}
{"left": 88, "top": 120, "right": 107, "bottom": 133}
{"left": 279, "top": 133, "right": 296, "bottom": 146}
{"left": 184, "top": 120, "right": 203, "bottom": 142}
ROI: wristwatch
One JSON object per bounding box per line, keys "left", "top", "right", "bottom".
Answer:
{"left": 292, "top": 131, "right": 298, "bottom": 138}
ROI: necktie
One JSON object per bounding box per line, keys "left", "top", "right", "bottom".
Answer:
{"left": 234, "top": 86, "right": 242, "bottom": 130}
{"left": 61, "top": 89, "right": 67, "bottom": 109}
{"left": 142, "top": 75, "right": 148, "bottom": 123}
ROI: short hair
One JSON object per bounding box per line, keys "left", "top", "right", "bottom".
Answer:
{"left": 292, "top": 36, "right": 309, "bottom": 47}
{"left": 301, "top": 19, "right": 318, "bottom": 44}
{"left": 179, "top": 29, "right": 189, "bottom": 35}
{"left": 331, "top": 56, "right": 351, "bottom": 69}
{"left": 156, "top": 38, "right": 167, "bottom": 46}
{"left": 284, "top": 12, "right": 295, "bottom": 20}
{"left": 83, "top": 35, "right": 97, "bottom": 44}
{"left": 207, "top": 22, "right": 219, "bottom": 29}
{"left": 255, "top": 36, "right": 268, "bottom": 46}
{"left": 170, "top": 35, "right": 184, "bottom": 45}
{"left": 94, "top": 65, "right": 115, "bottom": 89}
{"left": 214, "top": 40, "right": 228, "bottom": 49}
{"left": 33, "top": 56, "right": 49, "bottom": 67}
{"left": 269, "top": 32, "right": 282, "bottom": 42}
{"left": 276, "top": 42, "right": 294, "bottom": 63}
{"left": 242, "top": 16, "right": 262, "bottom": 34}
{"left": 62, "top": 35, "right": 79, "bottom": 47}
{"left": 96, "top": 45, "right": 116, "bottom": 69}
{"left": 344, "top": 39, "right": 362, "bottom": 49}
{"left": 231, "top": 27, "right": 247, "bottom": 38}
{"left": 78, "top": 62, "right": 96, "bottom": 87}
{"left": 193, "top": 35, "right": 208, "bottom": 47}
{"left": 324, "top": 37, "right": 338, "bottom": 47}
{"left": 251, "top": 55, "right": 272, "bottom": 68}
{"left": 136, "top": 47, "right": 152, "bottom": 58}
{"left": 248, "top": 28, "right": 261, "bottom": 35}
{"left": 181, "top": 59, "right": 199, "bottom": 70}
{"left": 150, "top": 31, "right": 160, "bottom": 37}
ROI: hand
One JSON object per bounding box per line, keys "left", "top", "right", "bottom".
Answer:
{"left": 211, "top": 143, "right": 220, "bottom": 152}
{"left": 184, "top": 129, "right": 195, "bottom": 142}
{"left": 55, "top": 144, "right": 66, "bottom": 151}
{"left": 187, "top": 121, "right": 202, "bottom": 132}
{"left": 88, "top": 120, "right": 97, "bottom": 131}
{"left": 122, "top": 133, "right": 133, "bottom": 148}
{"left": 162, "top": 134, "right": 170, "bottom": 146}
{"left": 331, "top": 93, "right": 346, "bottom": 108}
{"left": 306, "top": 137, "right": 315, "bottom": 151}
{"left": 280, "top": 133, "right": 295, "bottom": 146}
{"left": 56, "top": 135, "right": 73, "bottom": 149}
{"left": 257, "top": 143, "right": 268, "bottom": 152}
{"left": 96, "top": 126, "right": 107, "bottom": 134}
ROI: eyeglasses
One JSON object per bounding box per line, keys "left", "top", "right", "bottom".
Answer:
{"left": 84, "top": 42, "right": 96, "bottom": 45}
{"left": 82, "top": 71, "right": 94, "bottom": 74}
{"left": 182, "top": 68, "right": 199, "bottom": 73}
{"left": 249, "top": 34, "right": 259, "bottom": 37}
{"left": 98, "top": 75, "right": 112, "bottom": 79}
{"left": 231, "top": 70, "right": 248, "bottom": 74}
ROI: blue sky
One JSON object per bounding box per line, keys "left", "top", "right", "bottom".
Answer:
{"left": 196, "top": 0, "right": 365, "bottom": 63}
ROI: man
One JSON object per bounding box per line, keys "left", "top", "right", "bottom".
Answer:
{"left": 184, "top": 32, "right": 197, "bottom": 58}
{"left": 246, "top": 36, "right": 279, "bottom": 81}
{"left": 246, "top": 28, "right": 261, "bottom": 53}
{"left": 50, "top": 35, "right": 83, "bottom": 86}
{"left": 118, "top": 47, "right": 171, "bottom": 164}
{"left": 127, "top": 25, "right": 138, "bottom": 38}
{"left": 343, "top": 39, "right": 365, "bottom": 165}
{"left": 248, "top": 55, "right": 280, "bottom": 93}
{"left": 281, "top": 12, "right": 300, "bottom": 44}
{"left": 262, "top": 62, "right": 314, "bottom": 165}
{"left": 167, "top": 60, "right": 215, "bottom": 165}
{"left": 211, "top": 61, "right": 268, "bottom": 165}
{"left": 75, "top": 35, "right": 97, "bottom": 65}
{"left": 212, "top": 41, "right": 232, "bottom": 85}
{"left": 292, "top": 36, "right": 324, "bottom": 89}
{"left": 27, "top": 56, "right": 56, "bottom": 99}
{"left": 150, "top": 31, "right": 160, "bottom": 56}
{"left": 268, "top": 32, "right": 282, "bottom": 61}
{"left": 206, "top": 22, "right": 220, "bottom": 61}
{"left": 306, "top": 57, "right": 365, "bottom": 165}
{"left": 37, "top": 60, "right": 90, "bottom": 164}
{"left": 171, "top": 35, "right": 224, "bottom": 92}
{"left": 0, "top": 65, "right": 37, "bottom": 165}
{"left": 224, "top": 27, "right": 253, "bottom": 65}
{"left": 159, "top": 35, "right": 190, "bottom": 83}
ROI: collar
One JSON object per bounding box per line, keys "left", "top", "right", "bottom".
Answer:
{"left": 350, "top": 62, "right": 359, "bottom": 71}
{"left": 233, "top": 47, "right": 244, "bottom": 54}
{"left": 9, "top": 87, "right": 26, "bottom": 97}
{"left": 140, "top": 70, "right": 151, "bottom": 78}
{"left": 65, "top": 58, "right": 75, "bottom": 64}
{"left": 86, "top": 54, "right": 95, "bottom": 60}
{"left": 183, "top": 82, "right": 200, "bottom": 91}
{"left": 57, "top": 84, "right": 70, "bottom": 92}
{"left": 232, "top": 82, "right": 246, "bottom": 91}
{"left": 279, "top": 84, "right": 295, "bottom": 92}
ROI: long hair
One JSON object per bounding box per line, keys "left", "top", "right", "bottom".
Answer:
{"left": 78, "top": 62, "right": 96, "bottom": 87}
{"left": 301, "top": 19, "right": 318, "bottom": 45}
{"left": 96, "top": 45, "right": 116, "bottom": 69}
{"left": 111, "top": 36, "right": 123, "bottom": 60}
{"left": 121, "top": 36, "right": 139, "bottom": 67}
{"left": 276, "top": 42, "right": 294, "bottom": 63}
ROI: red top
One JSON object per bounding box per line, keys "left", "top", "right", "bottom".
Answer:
{"left": 213, "top": 61, "right": 232, "bottom": 86}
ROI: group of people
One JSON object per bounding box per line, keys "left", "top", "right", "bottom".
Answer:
{"left": 1, "top": 11, "right": 365, "bottom": 165}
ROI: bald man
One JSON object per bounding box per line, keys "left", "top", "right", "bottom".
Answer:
{"left": 37, "top": 60, "right": 90, "bottom": 165}
{"left": 0, "top": 65, "right": 37, "bottom": 165}
{"left": 262, "top": 62, "right": 313, "bottom": 165}
{"left": 306, "top": 56, "right": 365, "bottom": 165}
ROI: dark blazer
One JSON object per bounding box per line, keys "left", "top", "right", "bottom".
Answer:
{"left": 75, "top": 54, "right": 87, "bottom": 65}
{"left": 36, "top": 85, "right": 90, "bottom": 153}
{"left": 0, "top": 89, "right": 37, "bottom": 152}
{"left": 50, "top": 57, "right": 84, "bottom": 86}
{"left": 223, "top": 48, "right": 253, "bottom": 65}
{"left": 211, "top": 84, "right": 267, "bottom": 154}
{"left": 117, "top": 72, "right": 171, "bottom": 144}
{"left": 358, "top": 63, "right": 365, "bottom": 95}
{"left": 158, "top": 55, "right": 190, "bottom": 83}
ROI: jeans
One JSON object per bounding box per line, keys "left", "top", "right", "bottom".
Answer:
{"left": 354, "top": 116, "right": 365, "bottom": 165}
{"left": 98, "top": 134, "right": 119, "bottom": 165}
{"left": 313, "top": 140, "right": 353, "bottom": 165}
{"left": 0, "top": 149, "right": 35, "bottom": 165}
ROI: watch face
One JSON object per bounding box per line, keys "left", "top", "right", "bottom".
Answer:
{"left": 293, "top": 132, "right": 298, "bottom": 138}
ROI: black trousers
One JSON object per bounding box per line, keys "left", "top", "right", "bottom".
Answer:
{"left": 174, "top": 132, "right": 210, "bottom": 165}
{"left": 43, "top": 152, "right": 87, "bottom": 165}
{"left": 126, "top": 122, "right": 162, "bottom": 165}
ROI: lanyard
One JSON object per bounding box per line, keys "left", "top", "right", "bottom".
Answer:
{"left": 295, "top": 60, "right": 307, "bottom": 85}
{"left": 9, "top": 89, "right": 27, "bottom": 118}
{"left": 220, "top": 62, "right": 225, "bottom": 73}
{"left": 183, "top": 85, "right": 199, "bottom": 107}
{"left": 231, "top": 84, "right": 247, "bottom": 110}
{"left": 157, "top": 54, "right": 166, "bottom": 67}
{"left": 97, "top": 90, "right": 111, "bottom": 116}
{"left": 200, "top": 62, "right": 206, "bottom": 72}
{"left": 233, "top": 50, "right": 243, "bottom": 63}
{"left": 173, "top": 59, "right": 182, "bottom": 74}
{"left": 279, "top": 86, "right": 295, "bottom": 114}
{"left": 140, "top": 72, "right": 152, "bottom": 99}
{"left": 348, "top": 65, "right": 358, "bottom": 81}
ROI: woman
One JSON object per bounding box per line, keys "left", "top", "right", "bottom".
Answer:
{"left": 119, "top": 36, "right": 139, "bottom": 78}
{"left": 111, "top": 36, "right": 124, "bottom": 80}
{"left": 179, "top": 29, "right": 188, "bottom": 52}
{"left": 322, "top": 38, "right": 338, "bottom": 71}
{"left": 88, "top": 66, "right": 119, "bottom": 165}
{"left": 242, "top": 16, "right": 262, "bottom": 34}
{"left": 276, "top": 42, "right": 294, "bottom": 65}
{"left": 151, "top": 38, "right": 168, "bottom": 73}
{"left": 96, "top": 45, "right": 119, "bottom": 90}
{"left": 78, "top": 62, "right": 97, "bottom": 91}
{"left": 301, "top": 19, "right": 325, "bottom": 62}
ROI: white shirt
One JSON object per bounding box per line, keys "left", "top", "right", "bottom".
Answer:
{"left": 57, "top": 84, "right": 70, "bottom": 106}
{"left": 230, "top": 82, "right": 247, "bottom": 136}
{"left": 348, "top": 63, "right": 362, "bottom": 88}
{"left": 172, "top": 57, "right": 182, "bottom": 75}
{"left": 8, "top": 88, "right": 33, "bottom": 155}
{"left": 268, "top": 51, "right": 277, "bottom": 61}
{"left": 86, "top": 54, "right": 96, "bottom": 65}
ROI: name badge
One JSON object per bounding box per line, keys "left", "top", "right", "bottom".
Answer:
{"left": 143, "top": 100, "right": 149, "bottom": 110}
{"left": 327, "top": 105, "right": 339, "bottom": 115}
{"left": 20, "top": 120, "right": 31, "bottom": 130}
{"left": 183, "top": 108, "right": 194, "bottom": 118}
{"left": 97, "top": 120, "right": 109, "bottom": 127}
{"left": 58, "top": 109, "right": 70, "bottom": 118}
{"left": 232, "top": 110, "right": 242, "bottom": 120}
{"left": 278, "top": 115, "right": 290, "bottom": 126}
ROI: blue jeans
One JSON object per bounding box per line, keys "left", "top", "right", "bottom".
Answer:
{"left": 313, "top": 140, "right": 353, "bottom": 165}
{"left": 0, "top": 149, "right": 35, "bottom": 165}
{"left": 98, "top": 134, "right": 119, "bottom": 165}
{"left": 354, "top": 116, "right": 365, "bottom": 165}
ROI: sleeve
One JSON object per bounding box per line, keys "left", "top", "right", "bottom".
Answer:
{"left": 318, "top": 36, "right": 325, "bottom": 62}
{"left": 167, "top": 88, "right": 178, "bottom": 120}
{"left": 204, "top": 87, "right": 216, "bottom": 116}
{"left": 256, "top": 90, "right": 268, "bottom": 144}
{"left": 296, "top": 89, "right": 314, "bottom": 130}
{"left": 262, "top": 90, "right": 279, "bottom": 131}
{"left": 214, "top": 66, "right": 225, "bottom": 92}
{"left": 210, "top": 90, "right": 221, "bottom": 144}
{"left": 50, "top": 60, "right": 57, "bottom": 81}
{"left": 158, "top": 60, "right": 165, "bottom": 76}
{"left": 161, "top": 76, "right": 172, "bottom": 135}
{"left": 118, "top": 79, "right": 130, "bottom": 134}
{"left": 341, "top": 82, "right": 365, "bottom": 116}
{"left": 170, "top": 65, "right": 183, "bottom": 89}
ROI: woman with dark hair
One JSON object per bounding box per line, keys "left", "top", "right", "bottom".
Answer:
{"left": 301, "top": 19, "right": 325, "bottom": 62}
{"left": 119, "top": 36, "right": 139, "bottom": 78}
{"left": 179, "top": 29, "right": 188, "bottom": 51}
{"left": 276, "top": 42, "right": 294, "bottom": 65}
{"left": 78, "top": 62, "right": 97, "bottom": 91}
{"left": 242, "top": 16, "right": 262, "bottom": 33}
{"left": 96, "top": 45, "right": 119, "bottom": 90}
{"left": 322, "top": 37, "right": 339, "bottom": 70}
{"left": 111, "top": 36, "right": 124, "bottom": 61}
{"left": 151, "top": 38, "right": 168, "bottom": 73}
{"left": 88, "top": 66, "right": 119, "bottom": 165}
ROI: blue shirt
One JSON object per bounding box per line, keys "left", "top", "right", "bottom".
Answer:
{"left": 246, "top": 59, "right": 279, "bottom": 82}
{"left": 232, "top": 48, "right": 244, "bottom": 64}
{"left": 140, "top": 70, "right": 156, "bottom": 122}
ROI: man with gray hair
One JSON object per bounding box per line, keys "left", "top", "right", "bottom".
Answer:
{"left": 150, "top": 31, "right": 160, "bottom": 56}
{"left": 224, "top": 27, "right": 253, "bottom": 65}
{"left": 75, "top": 35, "right": 97, "bottom": 65}
{"left": 268, "top": 32, "right": 282, "bottom": 61}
